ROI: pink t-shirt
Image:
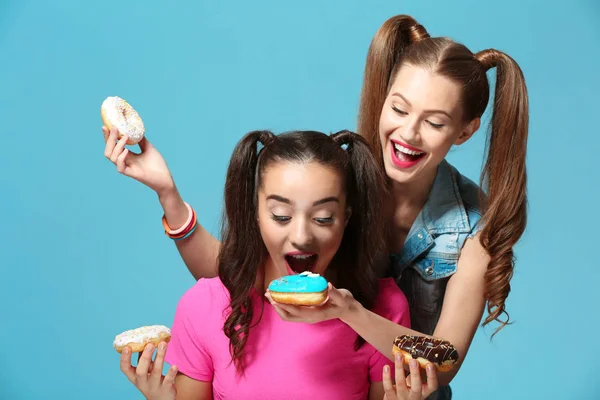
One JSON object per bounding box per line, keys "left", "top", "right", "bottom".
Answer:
{"left": 165, "top": 277, "right": 410, "bottom": 400}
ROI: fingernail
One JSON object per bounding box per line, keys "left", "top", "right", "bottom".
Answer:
{"left": 410, "top": 359, "right": 418, "bottom": 368}
{"left": 172, "top": 365, "right": 178, "bottom": 373}
{"left": 159, "top": 342, "right": 166, "bottom": 351}
{"left": 123, "top": 348, "right": 130, "bottom": 355}
{"left": 427, "top": 364, "right": 434, "bottom": 372}
{"left": 395, "top": 353, "right": 401, "bottom": 362}
{"left": 384, "top": 365, "right": 389, "bottom": 373}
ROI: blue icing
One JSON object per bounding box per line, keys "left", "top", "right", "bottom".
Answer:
{"left": 268, "top": 272, "right": 328, "bottom": 293}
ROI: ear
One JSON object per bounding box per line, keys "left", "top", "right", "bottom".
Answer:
{"left": 454, "top": 117, "right": 480, "bottom": 146}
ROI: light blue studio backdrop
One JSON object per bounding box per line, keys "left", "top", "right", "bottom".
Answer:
{"left": 1, "top": 0, "right": 598, "bottom": 399}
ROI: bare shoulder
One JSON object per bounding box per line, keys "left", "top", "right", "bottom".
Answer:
{"left": 456, "top": 232, "right": 490, "bottom": 276}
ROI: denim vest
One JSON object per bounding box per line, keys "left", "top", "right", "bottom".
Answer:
{"left": 389, "top": 160, "right": 484, "bottom": 400}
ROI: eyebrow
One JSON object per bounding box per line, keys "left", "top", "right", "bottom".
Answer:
{"left": 391, "top": 92, "right": 454, "bottom": 120}
{"left": 266, "top": 194, "right": 340, "bottom": 206}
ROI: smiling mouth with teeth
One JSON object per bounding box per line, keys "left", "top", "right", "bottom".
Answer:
{"left": 391, "top": 140, "right": 427, "bottom": 168}
{"left": 285, "top": 253, "right": 318, "bottom": 274}
{"left": 393, "top": 142, "right": 426, "bottom": 162}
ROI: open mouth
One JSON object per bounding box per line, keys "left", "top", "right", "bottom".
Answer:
{"left": 391, "top": 140, "right": 426, "bottom": 167}
{"left": 285, "top": 252, "right": 318, "bottom": 274}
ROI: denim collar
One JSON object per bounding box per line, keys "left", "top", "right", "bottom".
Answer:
{"left": 419, "top": 159, "right": 471, "bottom": 235}
{"left": 392, "top": 160, "right": 472, "bottom": 266}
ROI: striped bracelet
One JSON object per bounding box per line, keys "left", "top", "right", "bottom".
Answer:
{"left": 162, "top": 202, "right": 197, "bottom": 240}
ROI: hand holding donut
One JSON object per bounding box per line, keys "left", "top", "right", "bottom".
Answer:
{"left": 115, "top": 326, "right": 178, "bottom": 400}
{"left": 120, "top": 341, "right": 178, "bottom": 400}
{"left": 101, "top": 96, "right": 175, "bottom": 196}
{"left": 265, "top": 282, "right": 356, "bottom": 324}
{"left": 382, "top": 353, "right": 439, "bottom": 400}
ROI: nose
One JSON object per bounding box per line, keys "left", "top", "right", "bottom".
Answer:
{"left": 400, "top": 116, "right": 420, "bottom": 142}
{"left": 290, "top": 218, "right": 314, "bottom": 249}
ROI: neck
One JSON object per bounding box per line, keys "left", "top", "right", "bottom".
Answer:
{"left": 389, "top": 165, "right": 438, "bottom": 229}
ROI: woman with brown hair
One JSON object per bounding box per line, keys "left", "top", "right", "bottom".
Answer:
{"left": 110, "top": 129, "right": 411, "bottom": 399}
{"left": 266, "top": 15, "right": 529, "bottom": 399}
{"left": 103, "top": 13, "right": 528, "bottom": 400}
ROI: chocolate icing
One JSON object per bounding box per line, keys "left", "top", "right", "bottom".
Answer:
{"left": 393, "top": 335, "right": 459, "bottom": 365}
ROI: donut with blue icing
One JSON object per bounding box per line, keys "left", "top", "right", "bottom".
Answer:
{"left": 268, "top": 271, "right": 328, "bottom": 306}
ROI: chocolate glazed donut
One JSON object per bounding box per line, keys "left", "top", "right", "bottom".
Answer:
{"left": 392, "top": 335, "right": 459, "bottom": 372}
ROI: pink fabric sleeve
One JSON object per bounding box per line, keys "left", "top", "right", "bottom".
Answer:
{"left": 368, "top": 279, "right": 411, "bottom": 383}
{"left": 164, "top": 281, "right": 214, "bottom": 381}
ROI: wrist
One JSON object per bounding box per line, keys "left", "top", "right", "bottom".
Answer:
{"left": 340, "top": 297, "right": 364, "bottom": 326}
{"left": 156, "top": 183, "right": 180, "bottom": 204}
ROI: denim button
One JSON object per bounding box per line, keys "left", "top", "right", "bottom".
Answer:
{"left": 417, "top": 233, "right": 424, "bottom": 239}
{"left": 425, "top": 263, "right": 434, "bottom": 276}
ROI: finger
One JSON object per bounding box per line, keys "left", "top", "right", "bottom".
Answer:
{"left": 135, "top": 343, "right": 155, "bottom": 382}
{"left": 267, "top": 300, "right": 294, "bottom": 321}
{"left": 110, "top": 135, "right": 129, "bottom": 163}
{"left": 151, "top": 341, "right": 168, "bottom": 380}
{"left": 119, "top": 347, "right": 137, "bottom": 384}
{"left": 408, "top": 359, "right": 422, "bottom": 395}
{"left": 104, "top": 127, "right": 119, "bottom": 159}
{"left": 382, "top": 365, "right": 396, "bottom": 399}
{"left": 116, "top": 149, "right": 130, "bottom": 174}
{"left": 423, "top": 363, "right": 439, "bottom": 397}
{"left": 137, "top": 137, "right": 152, "bottom": 152}
{"left": 162, "top": 364, "right": 178, "bottom": 388}
{"left": 102, "top": 126, "right": 109, "bottom": 142}
{"left": 395, "top": 353, "right": 408, "bottom": 392}
{"left": 323, "top": 284, "right": 344, "bottom": 305}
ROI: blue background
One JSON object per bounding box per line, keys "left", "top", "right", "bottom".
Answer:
{"left": 1, "top": 0, "right": 598, "bottom": 398}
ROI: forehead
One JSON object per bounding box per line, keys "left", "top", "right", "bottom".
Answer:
{"left": 390, "top": 65, "right": 462, "bottom": 112}
{"left": 260, "top": 161, "right": 345, "bottom": 199}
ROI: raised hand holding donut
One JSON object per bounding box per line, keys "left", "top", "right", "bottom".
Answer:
{"left": 101, "top": 96, "right": 175, "bottom": 196}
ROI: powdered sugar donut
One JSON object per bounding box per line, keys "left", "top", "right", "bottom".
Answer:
{"left": 101, "top": 96, "right": 145, "bottom": 145}
{"left": 113, "top": 325, "right": 171, "bottom": 353}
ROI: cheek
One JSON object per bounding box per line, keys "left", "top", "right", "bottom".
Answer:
{"left": 424, "top": 133, "right": 455, "bottom": 155}
{"left": 316, "top": 223, "right": 346, "bottom": 255}
{"left": 258, "top": 220, "right": 283, "bottom": 252}
{"left": 378, "top": 109, "right": 393, "bottom": 138}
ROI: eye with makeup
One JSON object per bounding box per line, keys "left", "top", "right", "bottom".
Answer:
{"left": 426, "top": 120, "right": 445, "bottom": 129}
{"left": 270, "top": 212, "right": 291, "bottom": 223}
{"left": 391, "top": 105, "right": 408, "bottom": 116}
{"left": 314, "top": 215, "right": 335, "bottom": 225}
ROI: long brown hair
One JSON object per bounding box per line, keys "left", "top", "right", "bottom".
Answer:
{"left": 358, "top": 15, "right": 529, "bottom": 335}
{"left": 218, "top": 129, "right": 388, "bottom": 372}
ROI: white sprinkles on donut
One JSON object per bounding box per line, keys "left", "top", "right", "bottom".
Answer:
{"left": 101, "top": 96, "right": 145, "bottom": 144}
{"left": 113, "top": 325, "right": 171, "bottom": 348}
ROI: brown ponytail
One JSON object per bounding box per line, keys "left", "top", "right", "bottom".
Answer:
{"left": 474, "top": 49, "right": 529, "bottom": 335}
{"left": 219, "top": 130, "right": 274, "bottom": 372}
{"left": 330, "top": 130, "right": 388, "bottom": 349}
{"left": 357, "top": 15, "right": 529, "bottom": 335}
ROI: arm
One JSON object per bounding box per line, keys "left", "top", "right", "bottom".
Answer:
{"left": 369, "top": 382, "right": 385, "bottom": 400}
{"left": 158, "top": 186, "right": 220, "bottom": 280}
{"left": 342, "top": 235, "right": 489, "bottom": 386}
{"left": 102, "top": 127, "right": 221, "bottom": 280}
{"left": 174, "top": 374, "right": 212, "bottom": 400}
